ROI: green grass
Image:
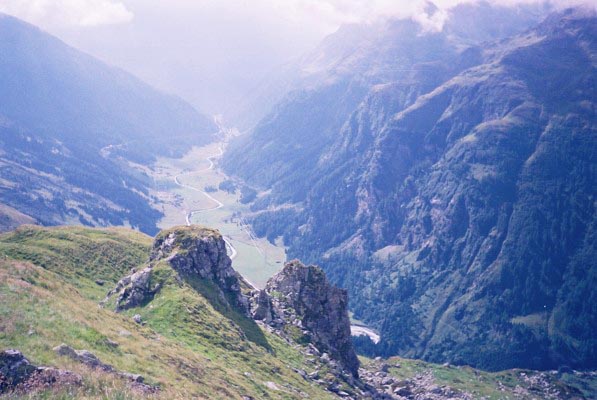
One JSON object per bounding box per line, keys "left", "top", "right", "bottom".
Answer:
{"left": 0, "top": 226, "right": 334, "bottom": 399}
{"left": 0, "top": 225, "right": 151, "bottom": 301}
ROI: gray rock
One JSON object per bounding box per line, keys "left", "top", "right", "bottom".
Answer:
{"left": 53, "top": 344, "right": 78, "bottom": 359}
{"left": 104, "top": 339, "right": 119, "bottom": 348}
{"left": 251, "top": 290, "right": 275, "bottom": 322}
{"left": 0, "top": 350, "right": 36, "bottom": 392}
{"left": 381, "top": 377, "right": 394, "bottom": 386}
{"left": 53, "top": 344, "right": 113, "bottom": 372}
{"left": 132, "top": 314, "right": 143, "bottom": 324}
{"left": 151, "top": 227, "right": 249, "bottom": 314}
{"left": 119, "top": 372, "right": 144, "bottom": 383}
{"left": 103, "top": 267, "right": 160, "bottom": 311}
{"left": 394, "top": 387, "right": 412, "bottom": 396}
{"left": 294, "top": 368, "right": 308, "bottom": 379}
{"left": 265, "top": 260, "right": 360, "bottom": 377}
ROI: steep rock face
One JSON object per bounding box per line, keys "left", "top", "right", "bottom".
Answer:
{"left": 264, "top": 260, "right": 359, "bottom": 377}
{"left": 104, "top": 226, "right": 248, "bottom": 314}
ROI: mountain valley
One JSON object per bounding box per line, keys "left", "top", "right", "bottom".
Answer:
{"left": 0, "top": 1, "right": 595, "bottom": 399}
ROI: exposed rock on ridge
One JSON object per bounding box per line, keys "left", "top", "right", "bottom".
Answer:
{"left": 254, "top": 260, "right": 360, "bottom": 377}
{"left": 151, "top": 226, "right": 249, "bottom": 312}
{"left": 103, "top": 225, "right": 248, "bottom": 314}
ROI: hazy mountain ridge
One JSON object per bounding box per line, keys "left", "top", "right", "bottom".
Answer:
{"left": 0, "top": 13, "right": 217, "bottom": 233}
{"left": 224, "top": 7, "right": 596, "bottom": 371}
{"left": 227, "top": 1, "right": 551, "bottom": 132}
{"left": 223, "top": 2, "right": 550, "bottom": 205}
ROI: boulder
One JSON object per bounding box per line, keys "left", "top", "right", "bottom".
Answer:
{"left": 53, "top": 344, "right": 113, "bottom": 372}
{"left": 0, "top": 350, "right": 36, "bottom": 392}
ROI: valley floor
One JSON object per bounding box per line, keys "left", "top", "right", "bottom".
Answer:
{"left": 144, "top": 141, "right": 286, "bottom": 288}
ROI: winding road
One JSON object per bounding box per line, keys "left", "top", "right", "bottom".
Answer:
{"left": 173, "top": 144, "right": 238, "bottom": 260}
{"left": 350, "top": 325, "right": 380, "bottom": 343}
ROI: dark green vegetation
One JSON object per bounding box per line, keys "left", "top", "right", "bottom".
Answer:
{"left": 0, "top": 225, "right": 336, "bottom": 399}
{"left": 223, "top": 5, "right": 597, "bottom": 371}
{"left": 0, "top": 13, "right": 216, "bottom": 234}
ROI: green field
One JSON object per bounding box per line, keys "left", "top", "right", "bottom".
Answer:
{"left": 148, "top": 142, "right": 286, "bottom": 288}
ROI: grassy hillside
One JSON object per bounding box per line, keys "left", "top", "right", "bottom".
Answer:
{"left": 0, "top": 226, "right": 335, "bottom": 399}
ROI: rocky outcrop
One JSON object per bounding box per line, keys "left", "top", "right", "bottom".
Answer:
{"left": 0, "top": 349, "right": 81, "bottom": 394}
{"left": 0, "top": 350, "right": 37, "bottom": 392}
{"left": 151, "top": 226, "right": 249, "bottom": 313}
{"left": 104, "top": 225, "right": 248, "bottom": 314}
{"left": 259, "top": 260, "right": 360, "bottom": 377}
{"left": 53, "top": 344, "right": 154, "bottom": 393}
{"left": 103, "top": 267, "right": 159, "bottom": 311}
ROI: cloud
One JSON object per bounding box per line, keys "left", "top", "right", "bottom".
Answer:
{"left": 269, "top": 0, "right": 596, "bottom": 33}
{"left": 0, "top": 0, "right": 133, "bottom": 28}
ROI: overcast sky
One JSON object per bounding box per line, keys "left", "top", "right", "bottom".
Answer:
{"left": 0, "top": 0, "right": 595, "bottom": 116}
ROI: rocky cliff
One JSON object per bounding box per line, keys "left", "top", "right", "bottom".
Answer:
{"left": 253, "top": 260, "right": 360, "bottom": 377}
{"left": 104, "top": 225, "right": 248, "bottom": 313}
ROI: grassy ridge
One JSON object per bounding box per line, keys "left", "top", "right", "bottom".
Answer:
{"left": 0, "top": 226, "right": 334, "bottom": 399}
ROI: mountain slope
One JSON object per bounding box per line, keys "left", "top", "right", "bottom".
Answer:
{"left": 223, "top": 7, "right": 596, "bottom": 371}
{"left": 0, "top": 13, "right": 217, "bottom": 233}
{"left": 224, "top": 2, "right": 550, "bottom": 181}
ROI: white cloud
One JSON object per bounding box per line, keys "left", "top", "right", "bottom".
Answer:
{"left": 268, "top": 0, "right": 596, "bottom": 33}
{"left": 0, "top": 0, "right": 133, "bottom": 28}
{"left": 1, "top": 0, "right": 593, "bottom": 33}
